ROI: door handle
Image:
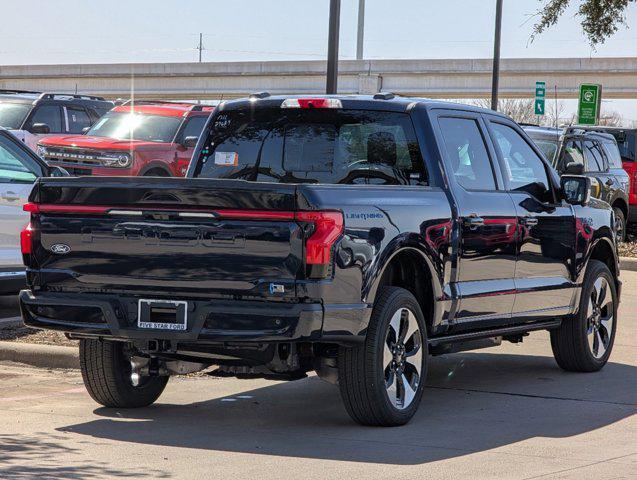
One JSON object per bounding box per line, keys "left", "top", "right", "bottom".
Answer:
{"left": 605, "top": 178, "right": 614, "bottom": 186}
{"left": 1, "top": 191, "right": 20, "bottom": 202}
{"left": 464, "top": 215, "right": 484, "bottom": 229}
{"left": 522, "top": 217, "right": 538, "bottom": 227}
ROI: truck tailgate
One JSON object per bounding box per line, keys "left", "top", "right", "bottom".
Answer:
{"left": 27, "top": 177, "right": 303, "bottom": 297}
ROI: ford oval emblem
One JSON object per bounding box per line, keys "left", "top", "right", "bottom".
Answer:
{"left": 50, "top": 244, "right": 71, "bottom": 255}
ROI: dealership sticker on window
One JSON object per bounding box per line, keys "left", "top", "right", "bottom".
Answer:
{"left": 215, "top": 151, "right": 239, "bottom": 167}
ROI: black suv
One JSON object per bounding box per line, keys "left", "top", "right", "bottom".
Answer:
{"left": 524, "top": 126, "right": 630, "bottom": 241}
{"left": 0, "top": 89, "right": 113, "bottom": 152}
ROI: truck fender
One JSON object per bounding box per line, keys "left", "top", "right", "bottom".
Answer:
{"left": 362, "top": 233, "right": 448, "bottom": 332}
{"left": 139, "top": 161, "right": 172, "bottom": 177}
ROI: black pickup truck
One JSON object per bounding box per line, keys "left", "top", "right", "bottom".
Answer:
{"left": 19, "top": 95, "right": 620, "bottom": 426}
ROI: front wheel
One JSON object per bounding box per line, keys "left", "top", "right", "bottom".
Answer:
{"left": 613, "top": 207, "right": 626, "bottom": 243}
{"left": 338, "top": 287, "right": 428, "bottom": 426}
{"left": 551, "top": 260, "right": 617, "bottom": 372}
{"left": 79, "top": 339, "right": 168, "bottom": 408}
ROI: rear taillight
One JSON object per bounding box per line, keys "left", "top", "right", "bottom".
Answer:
{"left": 296, "top": 211, "right": 344, "bottom": 277}
{"left": 20, "top": 222, "right": 33, "bottom": 256}
{"left": 281, "top": 98, "right": 342, "bottom": 109}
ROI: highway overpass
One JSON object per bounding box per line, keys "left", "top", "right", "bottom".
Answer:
{"left": 1, "top": 57, "right": 637, "bottom": 100}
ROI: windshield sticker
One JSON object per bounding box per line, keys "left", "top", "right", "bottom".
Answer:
{"left": 215, "top": 151, "right": 238, "bottom": 167}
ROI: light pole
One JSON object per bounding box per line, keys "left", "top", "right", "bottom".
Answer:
{"left": 490, "top": 0, "right": 503, "bottom": 111}
{"left": 356, "top": 0, "right": 365, "bottom": 60}
{"left": 326, "top": 0, "right": 341, "bottom": 94}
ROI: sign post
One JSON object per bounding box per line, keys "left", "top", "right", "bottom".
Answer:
{"left": 534, "top": 81, "right": 546, "bottom": 116}
{"left": 577, "top": 84, "right": 602, "bottom": 125}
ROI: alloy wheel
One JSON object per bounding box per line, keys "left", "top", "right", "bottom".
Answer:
{"left": 586, "top": 277, "right": 614, "bottom": 359}
{"left": 383, "top": 308, "right": 423, "bottom": 410}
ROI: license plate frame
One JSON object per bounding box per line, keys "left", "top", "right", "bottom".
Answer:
{"left": 137, "top": 299, "right": 188, "bottom": 331}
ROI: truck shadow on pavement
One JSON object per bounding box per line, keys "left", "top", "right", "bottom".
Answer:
{"left": 58, "top": 352, "right": 637, "bottom": 465}
{"left": 0, "top": 432, "right": 170, "bottom": 479}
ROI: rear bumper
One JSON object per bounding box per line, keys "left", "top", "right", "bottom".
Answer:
{"left": 19, "top": 290, "right": 371, "bottom": 344}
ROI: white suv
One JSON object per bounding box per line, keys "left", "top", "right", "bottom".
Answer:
{"left": 0, "top": 128, "right": 64, "bottom": 293}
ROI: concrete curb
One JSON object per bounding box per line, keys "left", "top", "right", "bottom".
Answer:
{"left": 620, "top": 257, "right": 637, "bottom": 272}
{"left": 0, "top": 341, "right": 79, "bottom": 369}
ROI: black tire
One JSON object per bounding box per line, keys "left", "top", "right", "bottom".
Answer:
{"left": 550, "top": 260, "right": 617, "bottom": 372}
{"left": 142, "top": 169, "right": 170, "bottom": 177}
{"left": 338, "top": 287, "right": 428, "bottom": 426}
{"left": 613, "top": 207, "right": 626, "bottom": 243}
{"left": 79, "top": 339, "right": 168, "bottom": 408}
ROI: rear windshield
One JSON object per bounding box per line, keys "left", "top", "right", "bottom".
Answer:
{"left": 193, "top": 109, "right": 427, "bottom": 185}
{"left": 0, "top": 102, "right": 31, "bottom": 129}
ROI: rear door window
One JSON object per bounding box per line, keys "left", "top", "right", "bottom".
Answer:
{"left": 65, "top": 106, "right": 92, "bottom": 134}
{"left": 602, "top": 141, "right": 623, "bottom": 168}
{"left": 584, "top": 140, "right": 606, "bottom": 172}
{"left": 176, "top": 116, "right": 208, "bottom": 144}
{"left": 28, "top": 105, "right": 63, "bottom": 133}
{"left": 194, "top": 109, "right": 427, "bottom": 185}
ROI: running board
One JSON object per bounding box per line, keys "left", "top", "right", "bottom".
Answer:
{"left": 428, "top": 319, "right": 562, "bottom": 347}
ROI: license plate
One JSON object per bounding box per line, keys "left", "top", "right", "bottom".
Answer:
{"left": 138, "top": 299, "right": 188, "bottom": 331}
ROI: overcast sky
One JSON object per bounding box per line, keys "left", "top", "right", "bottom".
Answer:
{"left": 2, "top": 0, "right": 637, "bottom": 120}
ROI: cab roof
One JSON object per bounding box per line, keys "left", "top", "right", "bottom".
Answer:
{"left": 524, "top": 124, "right": 617, "bottom": 144}
{"left": 112, "top": 101, "right": 214, "bottom": 117}
{"left": 218, "top": 94, "right": 510, "bottom": 118}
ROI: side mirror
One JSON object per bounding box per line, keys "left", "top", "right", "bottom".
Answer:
{"left": 49, "top": 166, "right": 70, "bottom": 177}
{"left": 561, "top": 175, "right": 592, "bottom": 206}
{"left": 564, "top": 162, "right": 584, "bottom": 175}
{"left": 30, "top": 123, "right": 51, "bottom": 134}
{"left": 182, "top": 136, "right": 199, "bottom": 148}
{"left": 82, "top": 126, "right": 91, "bottom": 134}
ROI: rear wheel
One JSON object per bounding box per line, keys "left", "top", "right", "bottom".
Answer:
{"left": 338, "top": 287, "right": 427, "bottom": 426}
{"left": 79, "top": 339, "right": 168, "bottom": 408}
{"left": 550, "top": 260, "right": 617, "bottom": 372}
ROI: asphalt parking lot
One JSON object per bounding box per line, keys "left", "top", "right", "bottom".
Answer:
{"left": 0, "top": 272, "right": 636, "bottom": 480}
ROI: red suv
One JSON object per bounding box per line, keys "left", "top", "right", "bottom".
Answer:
{"left": 37, "top": 101, "right": 213, "bottom": 177}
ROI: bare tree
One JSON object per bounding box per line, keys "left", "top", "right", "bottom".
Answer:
{"left": 533, "top": 0, "right": 636, "bottom": 46}
{"left": 543, "top": 99, "right": 567, "bottom": 128}
{"left": 472, "top": 98, "right": 538, "bottom": 124}
{"left": 598, "top": 110, "right": 624, "bottom": 126}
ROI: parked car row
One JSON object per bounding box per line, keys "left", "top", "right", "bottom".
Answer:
{"left": 0, "top": 90, "right": 213, "bottom": 178}
{"left": 523, "top": 125, "right": 631, "bottom": 241}
{"left": 37, "top": 100, "right": 213, "bottom": 177}
{"left": 0, "top": 89, "right": 113, "bottom": 151}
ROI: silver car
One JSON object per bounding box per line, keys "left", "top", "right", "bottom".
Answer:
{"left": 0, "top": 128, "right": 61, "bottom": 293}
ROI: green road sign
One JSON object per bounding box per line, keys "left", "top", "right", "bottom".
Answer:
{"left": 578, "top": 84, "right": 602, "bottom": 125}
{"left": 535, "top": 81, "right": 546, "bottom": 116}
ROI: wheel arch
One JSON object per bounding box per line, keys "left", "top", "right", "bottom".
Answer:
{"left": 364, "top": 240, "right": 446, "bottom": 336}
{"left": 139, "top": 161, "right": 172, "bottom": 177}
{"left": 611, "top": 198, "right": 628, "bottom": 219}
{"left": 587, "top": 235, "right": 619, "bottom": 289}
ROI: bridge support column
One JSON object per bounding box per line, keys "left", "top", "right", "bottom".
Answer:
{"left": 358, "top": 74, "right": 381, "bottom": 94}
